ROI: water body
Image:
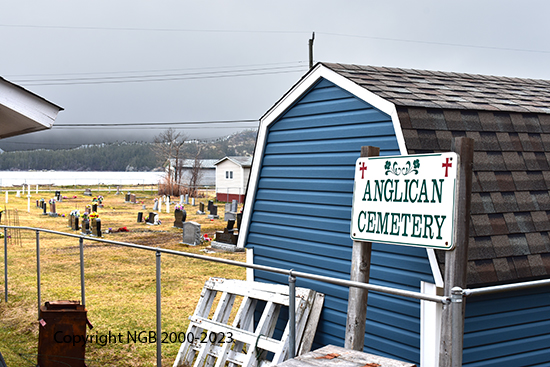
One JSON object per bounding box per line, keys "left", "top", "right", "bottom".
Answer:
{"left": 0, "top": 171, "right": 164, "bottom": 187}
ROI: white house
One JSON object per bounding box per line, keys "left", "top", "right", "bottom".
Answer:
{"left": 214, "top": 156, "right": 252, "bottom": 203}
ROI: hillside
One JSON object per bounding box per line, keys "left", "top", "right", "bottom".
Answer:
{"left": 0, "top": 129, "right": 257, "bottom": 171}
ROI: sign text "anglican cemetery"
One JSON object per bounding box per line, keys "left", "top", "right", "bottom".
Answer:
{"left": 350, "top": 153, "right": 458, "bottom": 250}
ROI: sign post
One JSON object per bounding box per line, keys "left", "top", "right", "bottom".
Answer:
{"left": 345, "top": 146, "right": 379, "bottom": 351}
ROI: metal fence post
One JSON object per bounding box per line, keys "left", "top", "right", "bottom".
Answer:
{"left": 451, "top": 287, "right": 465, "bottom": 367}
{"left": 156, "top": 250, "right": 162, "bottom": 367}
{"left": 288, "top": 269, "right": 296, "bottom": 359}
{"left": 4, "top": 227, "right": 7, "bottom": 302}
{"left": 80, "top": 237, "right": 86, "bottom": 307}
{"left": 36, "top": 230, "right": 41, "bottom": 319}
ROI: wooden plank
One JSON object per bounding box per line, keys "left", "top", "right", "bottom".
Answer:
{"left": 345, "top": 146, "right": 379, "bottom": 351}
{"left": 298, "top": 293, "right": 325, "bottom": 355}
{"left": 276, "top": 345, "right": 416, "bottom": 367}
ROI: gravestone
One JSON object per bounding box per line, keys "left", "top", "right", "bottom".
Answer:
{"left": 224, "top": 203, "right": 236, "bottom": 221}
{"left": 42, "top": 203, "right": 47, "bottom": 215}
{"left": 153, "top": 200, "right": 159, "bottom": 211}
{"left": 137, "top": 212, "right": 143, "bottom": 222}
{"left": 92, "top": 203, "right": 98, "bottom": 212}
{"left": 208, "top": 205, "right": 219, "bottom": 219}
{"left": 236, "top": 212, "right": 243, "bottom": 229}
{"left": 81, "top": 219, "right": 90, "bottom": 235}
{"left": 231, "top": 199, "right": 238, "bottom": 213}
{"left": 146, "top": 212, "right": 159, "bottom": 225}
{"left": 36, "top": 200, "right": 40, "bottom": 208}
{"left": 116, "top": 186, "right": 121, "bottom": 195}
{"left": 91, "top": 218, "right": 102, "bottom": 237}
{"left": 72, "top": 216, "right": 79, "bottom": 231}
{"left": 185, "top": 194, "right": 189, "bottom": 205}
{"left": 180, "top": 195, "right": 184, "bottom": 204}
{"left": 130, "top": 194, "right": 137, "bottom": 204}
{"left": 84, "top": 188, "right": 92, "bottom": 196}
{"left": 125, "top": 192, "right": 131, "bottom": 202}
{"left": 197, "top": 202, "right": 205, "bottom": 215}
{"left": 212, "top": 219, "right": 242, "bottom": 251}
{"left": 208, "top": 200, "right": 214, "bottom": 212}
{"left": 49, "top": 202, "right": 57, "bottom": 217}
{"left": 181, "top": 221, "right": 201, "bottom": 246}
{"left": 191, "top": 197, "right": 195, "bottom": 206}
{"left": 16, "top": 191, "right": 21, "bottom": 198}
{"left": 174, "top": 208, "right": 187, "bottom": 228}
{"left": 55, "top": 191, "right": 61, "bottom": 201}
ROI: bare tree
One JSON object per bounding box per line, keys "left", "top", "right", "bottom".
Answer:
{"left": 188, "top": 146, "right": 204, "bottom": 197}
{"left": 153, "top": 128, "right": 188, "bottom": 196}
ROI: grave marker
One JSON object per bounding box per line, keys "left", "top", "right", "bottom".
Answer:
{"left": 181, "top": 221, "right": 201, "bottom": 246}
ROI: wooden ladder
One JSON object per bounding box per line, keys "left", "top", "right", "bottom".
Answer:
{"left": 173, "top": 277, "right": 324, "bottom": 367}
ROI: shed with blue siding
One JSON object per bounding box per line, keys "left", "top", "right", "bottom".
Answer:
{"left": 238, "top": 63, "right": 550, "bottom": 366}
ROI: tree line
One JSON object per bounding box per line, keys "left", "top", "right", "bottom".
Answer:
{"left": 0, "top": 130, "right": 257, "bottom": 171}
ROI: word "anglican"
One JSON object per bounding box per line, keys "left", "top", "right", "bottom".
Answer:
{"left": 362, "top": 179, "right": 445, "bottom": 204}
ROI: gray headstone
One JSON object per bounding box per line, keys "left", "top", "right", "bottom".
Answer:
{"left": 192, "top": 197, "right": 195, "bottom": 206}
{"left": 182, "top": 221, "right": 201, "bottom": 246}
{"left": 231, "top": 199, "right": 238, "bottom": 212}
{"left": 185, "top": 194, "right": 189, "bottom": 204}
{"left": 153, "top": 200, "right": 159, "bottom": 211}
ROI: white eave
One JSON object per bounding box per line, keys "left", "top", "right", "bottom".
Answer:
{"left": 238, "top": 62, "right": 444, "bottom": 288}
{"left": 0, "top": 77, "right": 64, "bottom": 139}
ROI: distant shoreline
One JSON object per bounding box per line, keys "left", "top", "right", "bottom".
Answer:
{"left": 0, "top": 170, "right": 165, "bottom": 187}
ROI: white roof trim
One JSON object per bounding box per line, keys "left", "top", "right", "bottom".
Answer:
{"left": 237, "top": 64, "right": 445, "bottom": 286}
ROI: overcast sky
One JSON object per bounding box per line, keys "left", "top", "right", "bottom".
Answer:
{"left": 1, "top": 0, "right": 550, "bottom": 151}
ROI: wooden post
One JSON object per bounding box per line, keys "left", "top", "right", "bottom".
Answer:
{"left": 439, "top": 137, "right": 474, "bottom": 367}
{"left": 345, "top": 145, "right": 379, "bottom": 350}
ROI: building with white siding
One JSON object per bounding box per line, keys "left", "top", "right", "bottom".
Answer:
{"left": 214, "top": 156, "right": 252, "bottom": 203}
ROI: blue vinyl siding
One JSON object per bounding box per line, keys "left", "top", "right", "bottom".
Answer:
{"left": 463, "top": 286, "right": 550, "bottom": 366}
{"left": 245, "top": 78, "right": 434, "bottom": 365}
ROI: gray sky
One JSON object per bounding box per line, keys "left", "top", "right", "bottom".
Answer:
{"left": 1, "top": 0, "right": 550, "bottom": 151}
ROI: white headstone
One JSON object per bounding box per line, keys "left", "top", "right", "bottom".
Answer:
{"left": 15, "top": 191, "right": 21, "bottom": 198}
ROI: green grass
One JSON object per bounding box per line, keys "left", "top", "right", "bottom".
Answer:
{"left": 0, "top": 187, "right": 245, "bottom": 366}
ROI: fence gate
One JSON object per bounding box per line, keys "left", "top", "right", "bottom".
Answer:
{"left": 173, "top": 277, "right": 324, "bottom": 367}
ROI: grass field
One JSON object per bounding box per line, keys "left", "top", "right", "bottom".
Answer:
{"left": 0, "top": 186, "right": 246, "bottom": 366}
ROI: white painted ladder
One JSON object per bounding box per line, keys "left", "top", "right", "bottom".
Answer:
{"left": 173, "top": 277, "right": 324, "bottom": 367}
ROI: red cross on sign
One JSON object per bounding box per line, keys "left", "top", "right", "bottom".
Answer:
{"left": 442, "top": 157, "right": 452, "bottom": 177}
{"left": 359, "top": 162, "right": 367, "bottom": 179}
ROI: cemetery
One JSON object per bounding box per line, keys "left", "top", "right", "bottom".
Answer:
{"left": 0, "top": 184, "right": 245, "bottom": 366}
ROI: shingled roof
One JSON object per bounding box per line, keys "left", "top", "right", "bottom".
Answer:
{"left": 323, "top": 62, "right": 550, "bottom": 287}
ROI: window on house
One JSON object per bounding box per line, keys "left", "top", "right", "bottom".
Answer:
{"left": 226, "top": 171, "right": 233, "bottom": 179}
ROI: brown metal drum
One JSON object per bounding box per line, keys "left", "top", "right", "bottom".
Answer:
{"left": 37, "top": 301, "right": 87, "bottom": 367}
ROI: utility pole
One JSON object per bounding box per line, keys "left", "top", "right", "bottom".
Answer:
{"left": 309, "top": 32, "right": 315, "bottom": 69}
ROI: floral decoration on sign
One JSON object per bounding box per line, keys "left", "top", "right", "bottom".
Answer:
{"left": 384, "top": 159, "right": 420, "bottom": 176}
{"left": 175, "top": 203, "right": 184, "bottom": 211}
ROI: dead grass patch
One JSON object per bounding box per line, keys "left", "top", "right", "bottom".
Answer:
{"left": 0, "top": 187, "right": 245, "bottom": 366}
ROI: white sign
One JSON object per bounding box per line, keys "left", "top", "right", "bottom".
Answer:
{"left": 350, "top": 152, "right": 458, "bottom": 250}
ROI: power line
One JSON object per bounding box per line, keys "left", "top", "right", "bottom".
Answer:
{"left": 11, "top": 65, "right": 305, "bottom": 84}
{"left": 317, "top": 31, "right": 550, "bottom": 55}
{"left": 16, "top": 68, "right": 306, "bottom": 86}
{"left": 53, "top": 119, "right": 259, "bottom": 128}
{"left": 5, "top": 61, "right": 306, "bottom": 78}
{"left": 0, "top": 23, "right": 306, "bottom": 35}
